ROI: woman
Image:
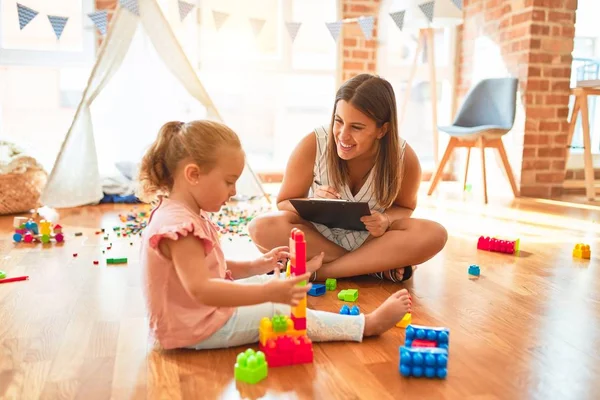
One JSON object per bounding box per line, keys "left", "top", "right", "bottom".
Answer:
{"left": 249, "top": 74, "right": 447, "bottom": 282}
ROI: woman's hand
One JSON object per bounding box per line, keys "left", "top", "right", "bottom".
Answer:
{"left": 252, "top": 246, "right": 290, "bottom": 274}
{"left": 360, "top": 210, "right": 390, "bottom": 238}
{"left": 313, "top": 185, "right": 342, "bottom": 200}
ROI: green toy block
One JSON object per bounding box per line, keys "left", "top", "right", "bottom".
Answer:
{"left": 272, "top": 315, "right": 288, "bottom": 332}
{"left": 338, "top": 289, "right": 358, "bottom": 302}
{"left": 106, "top": 258, "right": 128, "bottom": 264}
{"left": 234, "top": 349, "right": 268, "bottom": 384}
{"left": 325, "top": 278, "right": 337, "bottom": 291}
{"left": 0, "top": 270, "right": 6, "bottom": 279}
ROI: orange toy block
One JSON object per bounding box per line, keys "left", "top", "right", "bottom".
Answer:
{"left": 573, "top": 243, "right": 591, "bottom": 259}
{"left": 291, "top": 297, "right": 307, "bottom": 318}
{"left": 259, "top": 316, "right": 306, "bottom": 346}
{"left": 396, "top": 313, "right": 412, "bottom": 328}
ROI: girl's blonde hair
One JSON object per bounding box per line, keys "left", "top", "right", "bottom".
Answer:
{"left": 327, "top": 74, "right": 403, "bottom": 209}
{"left": 137, "top": 120, "right": 242, "bottom": 202}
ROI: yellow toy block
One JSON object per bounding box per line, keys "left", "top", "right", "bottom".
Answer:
{"left": 573, "top": 243, "right": 591, "bottom": 259}
{"left": 39, "top": 220, "right": 52, "bottom": 236}
{"left": 396, "top": 312, "right": 412, "bottom": 328}
{"left": 291, "top": 297, "right": 307, "bottom": 318}
{"left": 259, "top": 316, "right": 306, "bottom": 346}
{"left": 285, "top": 259, "right": 291, "bottom": 278}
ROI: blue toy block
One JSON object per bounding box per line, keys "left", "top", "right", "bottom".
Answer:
{"left": 405, "top": 324, "right": 450, "bottom": 350}
{"left": 350, "top": 305, "right": 360, "bottom": 315}
{"left": 399, "top": 346, "right": 448, "bottom": 379}
{"left": 339, "top": 305, "right": 350, "bottom": 314}
{"left": 468, "top": 264, "right": 480, "bottom": 276}
{"left": 308, "top": 284, "right": 326, "bottom": 297}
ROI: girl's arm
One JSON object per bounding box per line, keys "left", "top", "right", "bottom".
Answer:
{"left": 166, "top": 235, "right": 272, "bottom": 307}
{"left": 385, "top": 143, "right": 422, "bottom": 223}
{"left": 225, "top": 260, "right": 262, "bottom": 280}
{"left": 276, "top": 133, "right": 317, "bottom": 213}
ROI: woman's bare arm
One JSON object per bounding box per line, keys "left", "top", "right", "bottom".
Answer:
{"left": 384, "top": 142, "right": 421, "bottom": 223}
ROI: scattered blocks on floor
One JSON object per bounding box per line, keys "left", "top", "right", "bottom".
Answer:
{"left": 468, "top": 265, "right": 480, "bottom": 277}
{"left": 396, "top": 312, "right": 412, "bottom": 328}
{"left": 399, "top": 346, "right": 448, "bottom": 379}
{"left": 338, "top": 289, "right": 358, "bottom": 302}
{"left": 308, "top": 283, "right": 326, "bottom": 297}
{"left": 106, "top": 258, "right": 128, "bottom": 264}
{"left": 234, "top": 349, "right": 268, "bottom": 384}
{"left": 573, "top": 243, "right": 591, "bottom": 259}
{"left": 339, "top": 305, "right": 359, "bottom": 315}
{"left": 325, "top": 278, "right": 337, "bottom": 290}
{"left": 477, "top": 236, "right": 519, "bottom": 254}
{"left": 405, "top": 324, "right": 450, "bottom": 350}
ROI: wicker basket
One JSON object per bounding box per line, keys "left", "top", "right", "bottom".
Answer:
{"left": 0, "top": 141, "right": 48, "bottom": 215}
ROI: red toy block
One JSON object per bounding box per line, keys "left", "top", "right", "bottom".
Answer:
{"left": 293, "top": 230, "right": 306, "bottom": 275}
{"left": 291, "top": 314, "right": 306, "bottom": 330}
{"left": 259, "top": 334, "right": 313, "bottom": 367}
{"left": 412, "top": 339, "right": 437, "bottom": 348}
{"left": 292, "top": 336, "right": 313, "bottom": 364}
{"left": 477, "top": 236, "right": 519, "bottom": 254}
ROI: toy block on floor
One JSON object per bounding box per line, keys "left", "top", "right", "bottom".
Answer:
{"left": 396, "top": 312, "right": 412, "bottom": 328}
{"left": 399, "top": 346, "right": 448, "bottom": 379}
{"left": 308, "top": 283, "right": 326, "bottom": 297}
{"left": 477, "top": 236, "right": 519, "bottom": 254}
{"left": 573, "top": 243, "right": 591, "bottom": 259}
{"left": 468, "top": 265, "right": 480, "bottom": 276}
{"left": 412, "top": 339, "right": 437, "bottom": 348}
{"left": 339, "top": 305, "right": 360, "bottom": 315}
{"left": 259, "top": 335, "right": 313, "bottom": 367}
{"left": 234, "top": 349, "right": 268, "bottom": 384}
{"left": 338, "top": 289, "right": 358, "bottom": 302}
{"left": 325, "top": 278, "right": 337, "bottom": 290}
{"left": 405, "top": 324, "right": 450, "bottom": 350}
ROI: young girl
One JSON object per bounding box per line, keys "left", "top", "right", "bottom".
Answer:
{"left": 138, "top": 120, "right": 412, "bottom": 351}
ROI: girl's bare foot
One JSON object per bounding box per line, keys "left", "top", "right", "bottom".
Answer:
{"left": 364, "top": 289, "right": 412, "bottom": 337}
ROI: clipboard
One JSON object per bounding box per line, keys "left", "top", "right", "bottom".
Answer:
{"left": 289, "top": 198, "right": 371, "bottom": 231}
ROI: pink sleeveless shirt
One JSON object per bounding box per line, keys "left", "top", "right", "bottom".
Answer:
{"left": 140, "top": 197, "right": 234, "bottom": 349}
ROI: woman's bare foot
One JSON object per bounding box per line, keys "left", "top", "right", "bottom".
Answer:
{"left": 364, "top": 289, "right": 412, "bottom": 337}
{"left": 307, "top": 251, "right": 325, "bottom": 274}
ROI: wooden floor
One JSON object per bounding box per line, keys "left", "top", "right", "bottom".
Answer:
{"left": 1, "top": 188, "right": 599, "bottom": 400}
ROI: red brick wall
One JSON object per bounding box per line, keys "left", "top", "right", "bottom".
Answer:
{"left": 340, "top": 0, "right": 380, "bottom": 82}
{"left": 457, "top": 0, "right": 577, "bottom": 198}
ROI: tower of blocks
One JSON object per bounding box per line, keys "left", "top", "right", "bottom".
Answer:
{"left": 258, "top": 228, "right": 313, "bottom": 367}
{"left": 477, "top": 236, "right": 520, "bottom": 254}
{"left": 399, "top": 324, "right": 449, "bottom": 379}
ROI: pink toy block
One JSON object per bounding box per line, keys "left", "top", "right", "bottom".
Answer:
{"left": 477, "top": 236, "right": 519, "bottom": 254}
{"left": 259, "top": 335, "right": 313, "bottom": 367}
{"left": 412, "top": 339, "right": 437, "bottom": 348}
{"left": 292, "top": 336, "right": 313, "bottom": 364}
{"left": 291, "top": 314, "right": 306, "bottom": 331}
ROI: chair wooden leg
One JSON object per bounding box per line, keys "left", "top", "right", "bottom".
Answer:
{"left": 496, "top": 140, "right": 520, "bottom": 198}
{"left": 478, "top": 137, "right": 488, "bottom": 204}
{"left": 566, "top": 96, "right": 580, "bottom": 148}
{"left": 463, "top": 147, "right": 471, "bottom": 191}
{"left": 579, "top": 94, "right": 596, "bottom": 200}
{"left": 428, "top": 137, "right": 457, "bottom": 196}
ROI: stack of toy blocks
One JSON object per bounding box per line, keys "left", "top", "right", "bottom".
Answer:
{"left": 258, "top": 228, "right": 313, "bottom": 367}
{"left": 399, "top": 324, "right": 449, "bottom": 379}
{"left": 477, "top": 236, "right": 519, "bottom": 254}
{"left": 12, "top": 217, "right": 64, "bottom": 244}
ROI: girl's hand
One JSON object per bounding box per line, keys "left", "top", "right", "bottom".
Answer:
{"left": 253, "top": 246, "right": 290, "bottom": 274}
{"left": 265, "top": 269, "right": 312, "bottom": 306}
{"left": 313, "top": 185, "right": 342, "bottom": 200}
{"left": 360, "top": 210, "right": 390, "bottom": 238}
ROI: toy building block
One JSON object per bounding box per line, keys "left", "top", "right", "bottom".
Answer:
{"left": 39, "top": 220, "right": 52, "bottom": 236}
{"left": 412, "top": 339, "right": 437, "bottom": 348}
{"left": 339, "top": 305, "right": 360, "bottom": 315}
{"left": 272, "top": 315, "right": 288, "bottom": 332}
{"left": 291, "top": 314, "right": 306, "bottom": 330}
{"left": 291, "top": 297, "right": 307, "bottom": 318}
{"left": 234, "top": 349, "right": 268, "bottom": 384}
{"left": 477, "top": 236, "right": 520, "bottom": 254}
{"left": 405, "top": 324, "right": 449, "bottom": 350}
{"left": 399, "top": 346, "right": 448, "bottom": 379}
{"left": 259, "top": 316, "right": 304, "bottom": 346}
{"left": 573, "top": 243, "right": 591, "bottom": 259}
{"left": 0, "top": 270, "right": 6, "bottom": 279}
{"left": 325, "top": 278, "right": 337, "bottom": 290}
{"left": 396, "top": 312, "right": 412, "bottom": 328}
{"left": 468, "top": 265, "right": 480, "bottom": 276}
{"left": 289, "top": 228, "right": 306, "bottom": 276}
{"left": 308, "top": 284, "right": 326, "bottom": 297}
{"left": 337, "top": 289, "right": 358, "bottom": 302}
{"left": 259, "top": 335, "right": 313, "bottom": 367}
{"left": 350, "top": 305, "right": 360, "bottom": 315}
{"left": 13, "top": 217, "right": 27, "bottom": 229}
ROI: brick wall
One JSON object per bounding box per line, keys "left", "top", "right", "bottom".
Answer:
{"left": 457, "top": 0, "right": 578, "bottom": 199}
{"left": 340, "top": 0, "right": 380, "bottom": 82}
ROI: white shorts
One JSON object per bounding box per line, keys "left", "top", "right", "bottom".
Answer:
{"left": 311, "top": 222, "right": 370, "bottom": 252}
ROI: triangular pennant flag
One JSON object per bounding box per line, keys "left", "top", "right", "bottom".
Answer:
{"left": 325, "top": 21, "right": 343, "bottom": 42}
{"left": 87, "top": 10, "right": 108, "bottom": 35}
{"left": 249, "top": 18, "right": 266, "bottom": 37}
{"left": 47, "top": 15, "right": 68, "bottom": 40}
{"left": 419, "top": 1, "right": 435, "bottom": 23}
{"left": 212, "top": 10, "right": 229, "bottom": 30}
{"left": 16, "top": 3, "right": 38, "bottom": 30}
{"left": 357, "top": 16, "right": 374, "bottom": 40}
{"left": 451, "top": 0, "right": 463, "bottom": 11}
{"left": 389, "top": 10, "right": 405, "bottom": 31}
{"left": 178, "top": 0, "right": 195, "bottom": 22}
{"left": 285, "top": 22, "right": 301, "bottom": 42}
{"left": 120, "top": 0, "right": 140, "bottom": 16}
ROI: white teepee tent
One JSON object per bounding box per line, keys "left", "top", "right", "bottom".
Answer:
{"left": 40, "top": 0, "right": 268, "bottom": 208}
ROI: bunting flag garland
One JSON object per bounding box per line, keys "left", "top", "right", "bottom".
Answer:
{"left": 47, "top": 15, "right": 68, "bottom": 40}
{"left": 419, "top": 1, "right": 435, "bottom": 23}
{"left": 325, "top": 21, "right": 342, "bottom": 42}
{"left": 357, "top": 16, "right": 374, "bottom": 40}
{"left": 120, "top": 0, "right": 140, "bottom": 17}
{"left": 451, "top": 0, "right": 463, "bottom": 11}
{"left": 212, "top": 10, "right": 229, "bottom": 30}
{"left": 285, "top": 22, "right": 301, "bottom": 42}
{"left": 389, "top": 10, "right": 406, "bottom": 31}
{"left": 88, "top": 10, "right": 108, "bottom": 35}
{"left": 178, "top": 0, "right": 195, "bottom": 22}
{"left": 249, "top": 18, "right": 266, "bottom": 37}
{"left": 16, "top": 3, "right": 38, "bottom": 30}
